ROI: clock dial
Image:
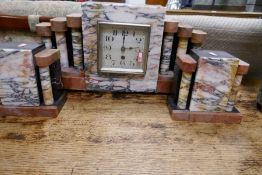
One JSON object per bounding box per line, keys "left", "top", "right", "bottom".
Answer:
{"left": 97, "top": 22, "right": 150, "bottom": 74}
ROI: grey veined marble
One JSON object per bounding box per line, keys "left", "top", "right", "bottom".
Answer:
{"left": 82, "top": 2, "right": 165, "bottom": 92}
{"left": 72, "top": 28, "right": 83, "bottom": 70}
{"left": 55, "top": 32, "right": 69, "bottom": 69}
{"left": 0, "top": 49, "right": 40, "bottom": 106}
{"left": 160, "top": 34, "right": 174, "bottom": 75}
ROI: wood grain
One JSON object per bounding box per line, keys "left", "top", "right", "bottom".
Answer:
{"left": 0, "top": 14, "right": 51, "bottom": 30}
{"left": 0, "top": 79, "right": 261, "bottom": 174}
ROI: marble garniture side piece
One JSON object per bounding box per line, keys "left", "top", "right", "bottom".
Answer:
{"left": 178, "top": 29, "right": 207, "bottom": 104}
{"left": 0, "top": 43, "right": 45, "bottom": 106}
{"left": 82, "top": 2, "right": 165, "bottom": 92}
{"left": 189, "top": 56, "right": 239, "bottom": 112}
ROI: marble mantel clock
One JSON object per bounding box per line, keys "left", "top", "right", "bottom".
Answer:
{"left": 97, "top": 21, "right": 151, "bottom": 75}
{"left": 82, "top": 2, "right": 165, "bottom": 92}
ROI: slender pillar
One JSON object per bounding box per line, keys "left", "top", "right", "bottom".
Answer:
{"left": 39, "top": 67, "right": 54, "bottom": 105}
{"left": 67, "top": 13, "right": 84, "bottom": 70}
{"left": 50, "top": 17, "right": 69, "bottom": 69}
{"left": 36, "top": 22, "right": 53, "bottom": 49}
{"left": 160, "top": 20, "right": 178, "bottom": 75}
{"left": 36, "top": 22, "right": 54, "bottom": 105}
{"left": 226, "top": 60, "right": 250, "bottom": 112}
{"left": 175, "top": 54, "right": 197, "bottom": 109}
{"left": 176, "top": 24, "right": 193, "bottom": 56}
{"left": 35, "top": 49, "right": 61, "bottom": 106}
{"left": 176, "top": 25, "right": 193, "bottom": 109}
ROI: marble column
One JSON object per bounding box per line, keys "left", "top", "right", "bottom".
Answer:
{"left": 176, "top": 24, "right": 193, "bottom": 56}
{"left": 226, "top": 60, "right": 249, "bottom": 112}
{"left": 36, "top": 22, "right": 54, "bottom": 105}
{"left": 35, "top": 49, "right": 62, "bottom": 105}
{"left": 176, "top": 24, "right": 193, "bottom": 109}
{"left": 36, "top": 22, "right": 53, "bottom": 49}
{"left": 39, "top": 67, "right": 54, "bottom": 105}
{"left": 160, "top": 20, "right": 178, "bottom": 75}
{"left": 50, "top": 17, "right": 69, "bottom": 69}
{"left": 67, "top": 13, "right": 84, "bottom": 70}
{"left": 175, "top": 54, "right": 196, "bottom": 110}
{"left": 226, "top": 75, "right": 242, "bottom": 112}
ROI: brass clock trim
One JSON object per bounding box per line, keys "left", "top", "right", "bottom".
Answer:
{"left": 97, "top": 21, "right": 151, "bottom": 75}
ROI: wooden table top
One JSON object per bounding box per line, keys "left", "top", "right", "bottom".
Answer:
{"left": 0, "top": 79, "right": 261, "bottom": 174}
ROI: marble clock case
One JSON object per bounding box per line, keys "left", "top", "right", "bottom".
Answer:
{"left": 82, "top": 2, "right": 165, "bottom": 92}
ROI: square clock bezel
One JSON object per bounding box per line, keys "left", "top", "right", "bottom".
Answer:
{"left": 97, "top": 21, "right": 151, "bottom": 75}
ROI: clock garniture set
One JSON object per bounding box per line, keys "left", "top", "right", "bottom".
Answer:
{"left": 0, "top": 2, "right": 250, "bottom": 124}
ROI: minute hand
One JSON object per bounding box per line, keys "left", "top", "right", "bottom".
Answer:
{"left": 121, "top": 35, "right": 126, "bottom": 52}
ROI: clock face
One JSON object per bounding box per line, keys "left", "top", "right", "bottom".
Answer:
{"left": 97, "top": 21, "right": 151, "bottom": 75}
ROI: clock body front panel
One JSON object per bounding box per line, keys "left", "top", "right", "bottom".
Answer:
{"left": 98, "top": 22, "right": 150, "bottom": 75}
{"left": 82, "top": 2, "right": 165, "bottom": 92}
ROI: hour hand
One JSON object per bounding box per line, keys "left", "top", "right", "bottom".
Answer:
{"left": 121, "top": 35, "right": 126, "bottom": 52}
{"left": 127, "top": 47, "right": 140, "bottom": 50}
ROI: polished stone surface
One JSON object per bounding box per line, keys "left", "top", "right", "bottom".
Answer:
{"left": 226, "top": 75, "right": 243, "bottom": 112}
{"left": 39, "top": 67, "right": 54, "bottom": 105}
{"left": 0, "top": 49, "right": 40, "bottom": 106}
{"left": 160, "top": 34, "right": 174, "bottom": 75}
{"left": 177, "top": 72, "right": 192, "bottom": 109}
{"left": 72, "top": 28, "right": 83, "bottom": 70}
{"left": 189, "top": 57, "right": 239, "bottom": 112}
{"left": 42, "top": 37, "right": 52, "bottom": 49}
{"left": 55, "top": 32, "right": 68, "bottom": 69}
{"left": 177, "top": 38, "right": 188, "bottom": 56}
{"left": 82, "top": 2, "right": 165, "bottom": 92}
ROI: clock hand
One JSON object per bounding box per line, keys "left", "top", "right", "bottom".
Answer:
{"left": 121, "top": 35, "right": 126, "bottom": 52}
{"left": 127, "top": 47, "right": 140, "bottom": 50}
